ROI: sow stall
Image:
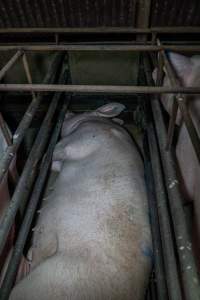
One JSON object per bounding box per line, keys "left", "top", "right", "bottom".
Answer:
{"left": 0, "top": 1, "right": 199, "bottom": 299}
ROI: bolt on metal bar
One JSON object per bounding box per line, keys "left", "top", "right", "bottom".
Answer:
{"left": 0, "top": 96, "right": 70, "bottom": 300}
{"left": 22, "top": 53, "right": 37, "bottom": 101}
{"left": 0, "top": 65, "right": 66, "bottom": 257}
{"left": 147, "top": 124, "right": 182, "bottom": 300}
{"left": 0, "top": 52, "right": 64, "bottom": 187}
{"left": 0, "top": 45, "right": 200, "bottom": 52}
{"left": 0, "top": 84, "right": 200, "bottom": 94}
{"left": 143, "top": 135, "right": 168, "bottom": 300}
{"left": 0, "top": 50, "right": 23, "bottom": 81}
{"left": 144, "top": 53, "right": 200, "bottom": 300}
{"left": 159, "top": 40, "right": 200, "bottom": 163}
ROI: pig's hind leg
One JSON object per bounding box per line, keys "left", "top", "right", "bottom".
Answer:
{"left": 9, "top": 254, "right": 67, "bottom": 300}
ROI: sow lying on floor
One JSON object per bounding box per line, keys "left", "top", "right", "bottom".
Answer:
{"left": 10, "top": 103, "right": 152, "bottom": 300}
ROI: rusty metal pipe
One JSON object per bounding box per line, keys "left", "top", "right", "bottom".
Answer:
{"left": 0, "top": 26, "right": 199, "bottom": 34}
{"left": 0, "top": 96, "right": 70, "bottom": 300}
{"left": 0, "top": 54, "right": 64, "bottom": 255}
{"left": 0, "top": 84, "right": 200, "bottom": 94}
{"left": 0, "top": 50, "right": 23, "bottom": 81}
{"left": 144, "top": 53, "right": 200, "bottom": 300}
{"left": 0, "top": 45, "right": 199, "bottom": 52}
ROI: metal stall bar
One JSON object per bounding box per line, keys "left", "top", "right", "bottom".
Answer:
{"left": 0, "top": 84, "right": 200, "bottom": 94}
{"left": 22, "top": 53, "right": 37, "bottom": 101}
{"left": 0, "top": 52, "right": 64, "bottom": 186}
{"left": 0, "top": 50, "right": 23, "bottom": 81}
{"left": 0, "top": 113, "right": 12, "bottom": 146}
{"left": 0, "top": 45, "right": 200, "bottom": 52}
{"left": 159, "top": 43, "right": 200, "bottom": 163}
{"left": 0, "top": 26, "right": 199, "bottom": 34}
{"left": 0, "top": 54, "right": 64, "bottom": 255}
{"left": 144, "top": 54, "right": 200, "bottom": 300}
{"left": 0, "top": 96, "right": 70, "bottom": 300}
{"left": 143, "top": 135, "right": 168, "bottom": 300}
{"left": 147, "top": 124, "right": 182, "bottom": 300}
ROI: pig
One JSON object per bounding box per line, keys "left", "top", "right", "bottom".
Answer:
{"left": 10, "top": 103, "right": 152, "bottom": 300}
{"left": 154, "top": 53, "right": 200, "bottom": 267}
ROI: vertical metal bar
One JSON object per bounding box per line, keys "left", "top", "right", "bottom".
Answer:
{"left": 0, "top": 50, "right": 23, "bottom": 81}
{"left": 165, "top": 99, "right": 179, "bottom": 150}
{"left": 0, "top": 81, "right": 70, "bottom": 300}
{"left": 0, "top": 113, "right": 12, "bottom": 146}
{"left": 22, "top": 53, "right": 36, "bottom": 101}
{"left": 147, "top": 124, "right": 182, "bottom": 300}
{"left": 143, "top": 135, "right": 169, "bottom": 300}
{"left": 144, "top": 53, "right": 200, "bottom": 300}
{"left": 155, "top": 48, "right": 179, "bottom": 151}
{"left": 136, "top": 0, "right": 152, "bottom": 42}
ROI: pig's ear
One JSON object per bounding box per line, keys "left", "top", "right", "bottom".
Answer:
{"left": 94, "top": 103, "right": 125, "bottom": 118}
{"left": 168, "top": 53, "right": 192, "bottom": 84}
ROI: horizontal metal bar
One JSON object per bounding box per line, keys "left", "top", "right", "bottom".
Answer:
{"left": 0, "top": 94, "right": 70, "bottom": 300}
{"left": 144, "top": 53, "right": 200, "bottom": 300}
{"left": 0, "top": 50, "right": 23, "bottom": 81}
{"left": 0, "top": 26, "right": 199, "bottom": 34}
{"left": 0, "top": 45, "right": 199, "bottom": 52}
{"left": 0, "top": 53, "right": 64, "bottom": 202}
{"left": 0, "top": 84, "right": 200, "bottom": 94}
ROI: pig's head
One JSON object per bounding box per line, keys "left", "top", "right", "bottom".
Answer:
{"left": 52, "top": 103, "right": 126, "bottom": 172}
{"left": 61, "top": 102, "right": 125, "bottom": 137}
{"left": 160, "top": 53, "right": 200, "bottom": 125}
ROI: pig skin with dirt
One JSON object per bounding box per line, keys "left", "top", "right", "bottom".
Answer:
{"left": 10, "top": 103, "right": 152, "bottom": 300}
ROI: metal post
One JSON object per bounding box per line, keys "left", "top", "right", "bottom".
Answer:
{"left": 0, "top": 52, "right": 64, "bottom": 187}
{"left": 0, "top": 113, "right": 12, "bottom": 146}
{"left": 144, "top": 53, "right": 200, "bottom": 300}
{"left": 0, "top": 50, "right": 23, "bottom": 81}
{"left": 22, "top": 53, "right": 37, "bottom": 100}
{"left": 143, "top": 134, "right": 168, "bottom": 300}
{"left": 0, "top": 96, "right": 70, "bottom": 300}
{"left": 147, "top": 124, "right": 182, "bottom": 300}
